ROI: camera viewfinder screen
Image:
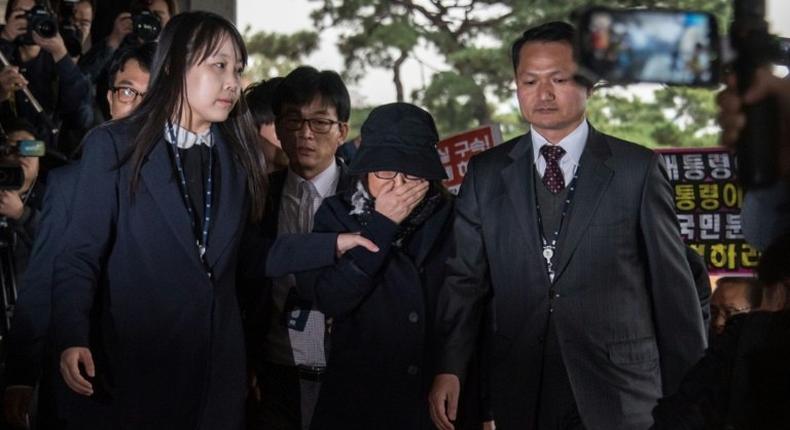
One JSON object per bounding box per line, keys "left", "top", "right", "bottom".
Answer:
{"left": 585, "top": 10, "right": 717, "bottom": 85}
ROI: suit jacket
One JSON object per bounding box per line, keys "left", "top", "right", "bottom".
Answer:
{"left": 51, "top": 121, "right": 252, "bottom": 430}
{"left": 435, "top": 126, "right": 707, "bottom": 430}
{"left": 240, "top": 160, "right": 353, "bottom": 367}
{"left": 6, "top": 164, "right": 78, "bottom": 387}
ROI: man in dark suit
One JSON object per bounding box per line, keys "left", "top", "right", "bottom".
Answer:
{"left": 429, "top": 22, "right": 706, "bottom": 430}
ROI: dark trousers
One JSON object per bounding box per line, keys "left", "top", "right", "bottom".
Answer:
{"left": 536, "top": 317, "right": 585, "bottom": 430}
{"left": 248, "top": 362, "right": 322, "bottom": 430}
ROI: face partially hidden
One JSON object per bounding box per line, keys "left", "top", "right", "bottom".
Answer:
{"left": 6, "top": 130, "right": 39, "bottom": 191}
{"left": 711, "top": 284, "right": 752, "bottom": 335}
{"left": 276, "top": 97, "right": 348, "bottom": 180}
{"left": 106, "top": 58, "right": 150, "bottom": 119}
{"left": 149, "top": 0, "right": 171, "bottom": 27}
{"left": 74, "top": 1, "right": 93, "bottom": 45}
{"left": 515, "top": 41, "right": 590, "bottom": 143}
{"left": 182, "top": 35, "right": 243, "bottom": 133}
{"left": 367, "top": 171, "right": 422, "bottom": 198}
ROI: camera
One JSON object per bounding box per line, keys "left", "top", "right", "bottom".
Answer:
{"left": 573, "top": 1, "right": 788, "bottom": 188}
{"left": 17, "top": 4, "right": 58, "bottom": 46}
{"left": 132, "top": 9, "right": 162, "bottom": 43}
{"left": 0, "top": 129, "right": 44, "bottom": 191}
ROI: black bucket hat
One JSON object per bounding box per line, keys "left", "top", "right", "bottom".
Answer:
{"left": 348, "top": 103, "right": 447, "bottom": 180}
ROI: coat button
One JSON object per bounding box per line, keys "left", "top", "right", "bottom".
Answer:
{"left": 407, "top": 365, "right": 419, "bottom": 375}
{"left": 408, "top": 312, "right": 419, "bottom": 323}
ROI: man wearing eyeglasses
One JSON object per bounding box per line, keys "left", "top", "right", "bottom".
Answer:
{"left": 241, "top": 65, "right": 355, "bottom": 430}
{"left": 106, "top": 42, "right": 154, "bottom": 121}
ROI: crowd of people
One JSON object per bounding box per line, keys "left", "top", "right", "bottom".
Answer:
{"left": 0, "top": 2, "right": 787, "bottom": 430}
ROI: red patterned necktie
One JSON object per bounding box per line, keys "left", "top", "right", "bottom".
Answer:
{"left": 540, "top": 144, "right": 566, "bottom": 194}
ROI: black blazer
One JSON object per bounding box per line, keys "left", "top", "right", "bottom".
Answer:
{"left": 51, "top": 122, "right": 253, "bottom": 429}
{"left": 239, "top": 160, "right": 354, "bottom": 367}
{"left": 294, "top": 190, "right": 455, "bottom": 430}
{"left": 435, "top": 126, "right": 707, "bottom": 429}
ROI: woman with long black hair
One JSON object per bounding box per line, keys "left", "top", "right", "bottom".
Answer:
{"left": 52, "top": 11, "right": 266, "bottom": 429}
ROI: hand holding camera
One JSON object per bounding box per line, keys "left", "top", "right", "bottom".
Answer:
{"left": 32, "top": 30, "right": 67, "bottom": 62}
{"left": 107, "top": 12, "right": 134, "bottom": 49}
{"left": 0, "top": 190, "right": 24, "bottom": 220}
{"left": 0, "top": 9, "right": 28, "bottom": 42}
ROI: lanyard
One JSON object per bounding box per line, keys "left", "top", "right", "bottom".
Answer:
{"left": 534, "top": 166, "right": 579, "bottom": 283}
{"left": 167, "top": 123, "right": 213, "bottom": 262}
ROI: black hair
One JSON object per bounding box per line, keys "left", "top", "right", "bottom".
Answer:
{"left": 1, "top": 117, "right": 38, "bottom": 139}
{"left": 244, "top": 77, "right": 284, "bottom": 127}
{"left": 511, "top": 21, "right": 576, "bottom": 72}
{"left": 107, "top": 42, "right": 156, "bottom": 89}
{"left": 273, "top": 66, "right": 350, "bottom": 122}
{"left": 121, "top": 11, "right": 267, "bottom": 221}
{"left": 758, "top": 234, "right": 790, "bottom": 290}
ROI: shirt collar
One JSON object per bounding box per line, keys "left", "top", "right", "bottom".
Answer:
{"left": 285, "top": 160, "right": 340, "bottom": 199}
{"left": 163, "top": 123, "right": 214, "bottom": 149}
{"left": 531, "top": 119, "right": 588, "bottom": 166}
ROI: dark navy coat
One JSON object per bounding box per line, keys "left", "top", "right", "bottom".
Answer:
{"left": 51, "top": 121, "right": 253, "bottom": 429}
{"left": 294, "top": 190, "right": 454, "bottom": 430}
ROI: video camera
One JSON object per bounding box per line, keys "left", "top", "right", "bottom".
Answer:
{"left": 0, "top": 126, "right": 45, "bottom": 191}
{"left": 572, "top": 1, "right": 789, "bottom": 188}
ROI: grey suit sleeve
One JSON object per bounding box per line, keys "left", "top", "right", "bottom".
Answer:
{"left": 639, "top": 153, "right": 707, "bottom": 396}
{"left": 435, "top": 158, "right": 491, "bottom": 377}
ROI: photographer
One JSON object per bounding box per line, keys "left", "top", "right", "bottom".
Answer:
{"left": 0, "top": 118, "right": 43, "bottom": 278}
{"left": 0, "top": 0, "right": 92, "bottom": 151}
{"left": 717, "top": 68, "right": 790, "bottom": 250}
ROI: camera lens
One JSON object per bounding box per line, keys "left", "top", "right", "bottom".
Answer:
{"left": 35, "top": 21, "right": 57, "bottom": 38}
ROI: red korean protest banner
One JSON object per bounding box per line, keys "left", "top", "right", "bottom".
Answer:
{"left": 656, "top": 147, "right": 759, "bottom": 275}
{"left": 438, "top": 124, "right": 503, "bottom": 194}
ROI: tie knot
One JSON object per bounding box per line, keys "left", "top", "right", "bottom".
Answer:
{"left": 540, "top": 144, "right": 566, "bottom": 163}
{"left": 299, "top": 180, "right": 318, "bottom": 199}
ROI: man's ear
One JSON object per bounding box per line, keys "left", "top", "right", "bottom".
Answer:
{"left": 337, "top": 122, "right": 350, "bottom": 147}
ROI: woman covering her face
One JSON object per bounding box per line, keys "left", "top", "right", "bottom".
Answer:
{"left": 52, "top": 11, "right": 266, "bottom": 429}
{"left": 288, "top": 103, "right": 460, "bottom": 429}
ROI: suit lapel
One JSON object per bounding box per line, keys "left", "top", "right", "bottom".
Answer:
{"left": 141, "top": 136, "right": 205, "bottom": 273}
{"left": 552, "top": 127, "right": 613, "bottom": 281}
{"left": 205, "top": 126, "right": 246, "bottom": 269}
{"left": 501, "top": 134, "right": 546, "bottom": 274}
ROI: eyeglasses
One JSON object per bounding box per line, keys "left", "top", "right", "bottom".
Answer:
{"left": 111, "top": 86, "right": 145, "bottom": 103}
{"left": 280, "top": 117, "right": 344, "bottom": 134}
{"left": 372, "top": 171, "right": 422, "bottom": 181}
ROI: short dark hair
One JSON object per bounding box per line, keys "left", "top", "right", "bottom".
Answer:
{"left": 758, "top": 234, "right": 790, "bottom": 289}
{"left": 107, "top": 42, "right": 156, "bottom": 89}
{"left": 273, "top": 66, "right": 351, "bottom": 122}
{"left": 245, "top": 77, "right": 284, "bottom": 127}
{"left": 1, "top": 117, "right": 38, "bottom": 139}
{"left": 511, "top": 21, "right": 576, "bottom": 72}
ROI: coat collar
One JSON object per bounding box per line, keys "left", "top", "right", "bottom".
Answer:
{"left": 141, "top": 124, "right": 246, "bottom": 273}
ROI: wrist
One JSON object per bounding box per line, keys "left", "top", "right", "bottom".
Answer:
{"left": 52, "top": 46, "right": 68, "bottom": 62}
{"left": 106, "top": 34, "right": 122, "bottom": 50}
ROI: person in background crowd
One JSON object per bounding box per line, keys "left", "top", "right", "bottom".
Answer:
{"left": 73, "top": 0, "right": 93, "bottom": 53}
{"left": 652, "top": 234, "right": 790, "bottom": 430}
{"left": 0, "top": 0, "right": 93, "bottom": 152}
{"left": 51, "top": 12, "right": 267, "bottom": 429}
{"left": 710, "top": 276, "right": 761, "bottom": 337}
{"left": 0, "top": 117, "right": 43, "bottom": 279}
{"left": 3, "top": 42, "right": 156, "bottom": 430}
{"left": 430, "top": 21, "right": 705, "bottom": 430}
{"left": 717, "top": 69, "right": 790, "bottom": 251}
{"left": 244, "top": 77, "right": 289, "bottom": 173}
